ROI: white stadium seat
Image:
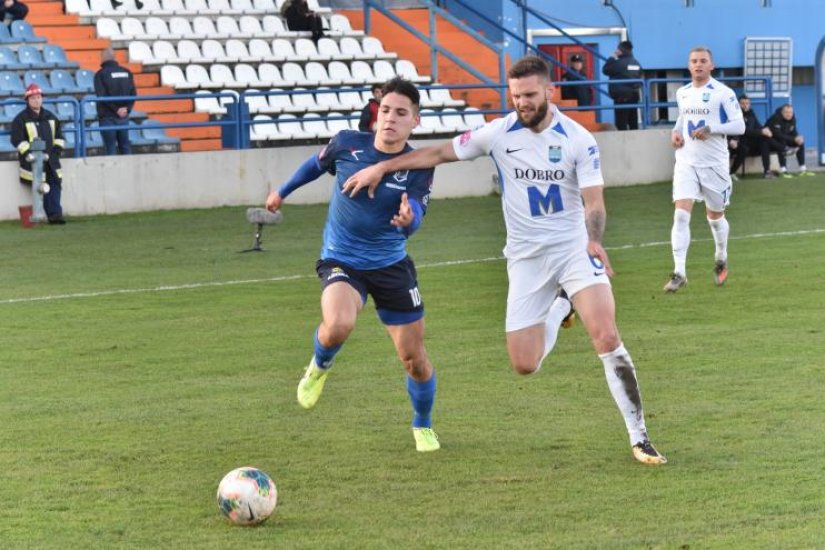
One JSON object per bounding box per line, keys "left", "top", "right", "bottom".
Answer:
{"left": 201, "top": 39, "right": 236, "bottom": 63}
{"left": 239, "top": 15, "right": 268, "bottom": 38}
{"left": 193, "top": 17, "right": 226, "bottom": 39}
{"left": 259, "top": 63, "right": 289, "bottom": 86}
{"left": 145, "top": 17, "right": 176, "bottom": 39}
{"left": 194, "top": 90, "right": 226, "bottom": 115}
{"left": 362, "top": 36, "right": 397, "bottom": 60}
{"left": 177, "top": 40, "right": 210, "bottom": 63}
{"left": 152, "top": 41, "right": 181, "bottom": 64}
{"left": 328, "top": 61, "right": 358, "bottom": 85}
{"left": 209, "top": 64, "right": 240, "bottom": 88}
{"left": 169, "top": 17, "right": 197, "bottom": 39}
{"left": 186, "top": 0, "right": 218, "bottom": 15}
{"left": 281, "top": 62, "right": 312, "bottom": 86}
{"left": 226, "top": 40, "right": 258, "bottom": 63}
{"left": 290, "top": 87, "right": 318, "bottom": 112}
{"left": 128, "top": 42, "right": 155, "bottom": 64}
{"left": 396, "top": 59, "right": 430, "bottom": 83}
{"left": 440, "top": 107, "right": 467, "bottom": 132}
{"left": 340, "top": 37, "right": 370, "bottom": 60}
{"left": 248, "top": 39, "right": 273, "bottom": 61}
{"left": 429, "top": 86, "right": 465, "bottom": 107}
{"left": 277, "top": 113, "right": 314, "bottom": 139}
{"left": 217, "top": 16, "right": 252, "bottom": 39}
{"left": 326, "top": 112, "right": 350, "bottom": 134}
{"left": 317, "top": 38, "right": 344, "bottom": 61}
{"left": 373, "top": 60, "right": 397, "bottom": 82}
{"left": 250, "top": 114, "right": 277, "bottom": 141}
{"left": 267, "top": 89, "right": 296, "bottom": 113}
{"left": 235, "top": 63, "right": 267, "bottom": 87}
{"left": 244, "top": 92, "right": 271, "bottom": 114}
{"left": 302, "top": 112, "right": 330, "bottom": 138}
{"left": 305, "top": 61, "right": 338, "bottom": 86}
{"left": 463, "top": 107, "right": 486, "bottom": 129}
{"left": 315, "top": 87, "right": 342, "bottom": 111}
{"left": 337, "top": 87, "right": 364, "bottom": 110}
{"left": 295, "top": 38, "right": 325, "bottom": 62}
{"left": 350, "top": 60, "right": 380, "bottom": 84}
{"left": 185, "top": 64, "right": 215, "bottom": 88}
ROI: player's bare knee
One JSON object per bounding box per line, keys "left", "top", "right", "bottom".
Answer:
{"left": 320, "top": 320, "right": 355, "bottom": 346}
{"left": 511, "top": 358, "right": 540, "bottom": 376}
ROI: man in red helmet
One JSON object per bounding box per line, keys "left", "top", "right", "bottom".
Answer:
{"left": 11, "top": 83, "right": 66, "bottom": 224}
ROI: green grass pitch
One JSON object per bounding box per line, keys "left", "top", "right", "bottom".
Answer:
{"left": 1, "top": 174, "right": 824, "bottom": 548}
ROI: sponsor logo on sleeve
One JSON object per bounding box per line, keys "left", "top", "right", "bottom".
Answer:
{"left": 459, "top": 130, "right": 472, "bottom": 146}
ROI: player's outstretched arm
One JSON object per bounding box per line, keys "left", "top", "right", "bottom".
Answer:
{"left": 265, "top": 155, "right": 326, "bottom": 212}
{"left": 342, "top": 142, "right": 458, "bottom": 198}
{"left": 581, "top": 186, "right": 615, "bottom": 277}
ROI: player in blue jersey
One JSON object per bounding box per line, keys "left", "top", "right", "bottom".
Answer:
{"left": 342, "top": 56, "right": 666, "bottom": 466}
{"left": 265, "top": 78, "right": 440, "bottom": 452}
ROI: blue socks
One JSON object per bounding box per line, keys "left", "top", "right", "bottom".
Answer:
{"left": 406, "top": 371, "right": 436, "bottom": 428}
{"left": 313, "top": 328, "right": 341, "bottom": 369}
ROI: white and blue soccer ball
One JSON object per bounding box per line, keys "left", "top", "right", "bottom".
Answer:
{"left": 217, "top": 466, "right": 278, "bottom": 526}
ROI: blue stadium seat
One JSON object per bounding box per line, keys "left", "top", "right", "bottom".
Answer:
{"left": 141, "top": 119, "right": 181, "bottom": 144}
{"left": 50, "top": 70, "right": 84, "bottom": 94}
{"left": 75, "top": 69, "right": 95, "bottom": 93}
{"left": 17, "top": 45, "right": 51, "bottom": 70}
{"left": 85, "top": 122, "right": 104, "bottom": 148}
{"left": 63, "top": 122, "right": 77, "bottom": 149}
{"left": 81, "top": 95, "right": 97, "bottom": 120}
{"left": 54, "top": 95, "right": 78, "bottom": 121}
{"left": 0, "top": 71, "right": 25, "bottom": 96}
{"left": 4, "top": 101, "right": 24, "bottom": 121}
{"left": 0, "top": 47, "right": 26, "bottom": 70}
{"left": 10, "top": 21, "right": 47, "bottom": 43}
{"left": 0, "top": 23, "right": 14, "bottom": 44}
{"left": 43, "top": 45, "right": 80, "bottom": 69}
{"left": 23, "top": 70, "right": 56, "bottom": 94}
{"left": 0, "top": 133, "right": 16, "bottom": 153}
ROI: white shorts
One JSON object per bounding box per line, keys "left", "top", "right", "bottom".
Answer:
{"left": 505, "top": 244, "right": 611, "bottom": 332}
{"left": 672, "top": 162, "right": 732, "bottom": 212}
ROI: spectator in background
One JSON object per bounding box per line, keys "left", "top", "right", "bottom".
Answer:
{"left": 602, "top": 40, "right": 642, "bottom": 130}
{"left": 0, "top": 0, "right": 28, "bottom": 25}
{"left": 728, "top": 95, "right": 782, "bottom": 180}
{"left": 765, "top": 103, "right": 814, "bottom": 177}
{"left": 94, "top": 47, "right": 137, "bottom": 156}
{"left": 11, "top": 84, "right": 67, "bottom": 225}
{"left": 561, "top": 54, "right": 592, "bottom": 107}
{"left": 358, "top": 83, "right": 383, "bottom": 132}
{"left": 282, "top": 0, "right": 324, "bottom": 43}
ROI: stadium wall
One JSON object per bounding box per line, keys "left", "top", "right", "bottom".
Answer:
{"left": 0, "top": 129, "right": 673, "bottom": 221}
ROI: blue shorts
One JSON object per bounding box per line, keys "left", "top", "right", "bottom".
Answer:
{"left": 316, "top": 256, "right": 424, "bottom": 325}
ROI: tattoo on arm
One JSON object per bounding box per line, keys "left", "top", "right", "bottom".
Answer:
{"left": 586, "top": 209, "right": 606, "bottom": 243}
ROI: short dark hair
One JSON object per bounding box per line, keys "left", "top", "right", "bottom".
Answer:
{"left": 371, "top": 83, "right": 382, "bottom": 93}
{"left": 618, "top": 40, "right": 633, "bottom": 53}
{"left": 507, "top": 55, "right": 550, "bottom": 80}
{"left": 381, "top": 77, "right": 420, "bottom": 108}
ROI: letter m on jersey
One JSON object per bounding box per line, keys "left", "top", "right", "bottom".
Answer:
{"left": 527, "top": 184, "right": 563, "bottom": 217}
{"left": 687, "top": 119, "right": 706, "bottom": 137}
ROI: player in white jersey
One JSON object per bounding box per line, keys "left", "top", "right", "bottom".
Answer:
{"left": 341, "top": 56, "right": 666, "bottom": 466}
{"left": 664, "top": 47, "right": 745, "bottom": 293}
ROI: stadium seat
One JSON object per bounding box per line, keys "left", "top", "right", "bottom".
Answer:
{"left": 129, "top": 123, "right": 156, "bottom": 147}
{"left": 271, "top": 38, "right": 302, "bottom": 62}
{"left": 194, "top": 90, "right": 226, "bottom": 115}
{"left": 0, "top": 47, "right": 25, "bottom": 70}
{"left": 258, "top": 63, "right": 288, "bottom": 87}
{"left": 95, "top": 18, "right": 124, "bottom": 41}
{"left": 141, "top": 120, "right": 181, "bottom": 145}
{"left": 277, "top": 113, "right": 313, "bottom": 139}
{"left": 186, "top": 0, "right": 219, "bottom": 15}
{"left": 295, "top": 38, "right": 324, "bottom": 61}
{"left": 329, "top": 14, "right": 362, "bottom": 36}
{"left": 169, "top": 17, "right": 197, "bottom": 39}
{"left": 10, "top": 21, "right": 46, "bottom": 43}
{"left": 350, "top": 60, "right": 380, "bottom": 84}
{"left": 209, "top": 64, "right": 240, "bottom": 88}
{"left": 306, "top": 0, "right": 330, "bottom": 14}
{"left": 463, "top": 106, "right": 486, "bottom": 129}
{"left": 141, "top": 0, "right": 173, "bottom": 14}
{"left": 248, "top": 39, "right": 273, "bottom": 62}
{"left": 231, "top": 0, "right": 264, "bottom": 14}
{"left": 201, "top": 40, "right": 236, "bottom": 63}
{"left": 85, "top": 122, "right": 104, "bottom": 149}
{"left": 305, "top": 61, "right": 338, "bottom": 86}
{"left": 208, "top": 0, "right": 240, "bottom": 14}
{"left": 243, "top": 90, "right": 270, "bottom": 114}
{"left": 152, "top": 41, "right": 181, "bottom": 64}
{"left": 0, "top": 23, "right": 14, "bottom": 44}
{"left": 81, "top": 95, "right": 98, "bottom": 120}
{"left": 290, "top": 87, "right": 318, "bottom": 112}
{"left": 339, "top": 37, "right": 370, "bottom": 61}
{"left": 253, "top": 0, "right": 275, "bottom": 10}
{"left": 326, "top": 111, "right": 350, "bottom": 134}
{"left": 50, "top": 70, "right": 84, "bottom": 94}
{"left": 62, "top": 122, "right": 77, "bottom": 150}
{"left": 17, "top": 45, "right": 51, "bottom": 70}
{"left": 145, "top": 17, "right": 177, "bottom": 39}
{"left": 43, "top": 45, "right": 79, "bottom": 70}
{"left": 337, "top": 87, "right": 364, "bottom": 110}
{"left": 373, "top": 60, "right": 397, "bottom": 82}
{"left": 217, "top": 88, "right": 239, "bottom": 110}
{"left": 418, "top": 88, "right": 436, "bottom": 108}
{"left": 239, "top": 16, "right": 268, "bottom": 38}
{"left": 440, "top": 107, "right": 467, "bottom": 133}
{"left": 234, "top": 63, "right": 267, "bottom": 87}
{"left": 0, "top": 133, "right": 15, "bottom": 153}
{"left": 250, "top": 114, "right": 277, "bottom": 141}
{"left": 226, "top": 40, "right": 258, "bottom": 63}
{"left": 266, "top": 89, "right": 293, "bottom": 113}
{"left": 63, "top": 0, "right": 92, "bottom": 14}
{"left": 262, "top": 15, "right": 297, "bottom": 37}
{"left": 88, "top": 0, "right": 117, "bottom": 15}
{"left": 317, "top": 38, "right": 345, "bottom": 61}
{"left": 396, "top": 60, "right": 430, "bottom": 83}
{"left": 24, "top": 71, "right": 56, "bottom": 94}
{"left": 416, "top": 109, "right": 441, "bottom": 135}
{"left": 429, "top": 86, "right": 465, "bottom": 107}
{"left": 185, "top": 64, "right": 215, "bottom": 88}
{"left": 128, "top": 42, "right": 155, "bottom": 65}
{"left": 281, "top": 62, "right": 312, "bottom": 86}
{"left": 217, "top": 16, "right": 251, "bottom": 39}
{"left": 328, "top": 61, "right": 357, "bottom": 86}
{"left": 120, "top": 18, "right": 154, "bottom": 40}
{"left": 2, "top": 101, "right": 24, "bottom": 122}
{"left": 177, "top": 40, "right": 209, "bottom": 63}
{"left": 161, "top": 64, "right": 198, "bottom": 89}
{"left": 193, "top": 17, "right": 225, "bottom": 39}
{"left": 348, "top": 110, "right": 361, "bottom": 130}
{"left": 362, "top": 37, "right": 396, "bottom": 60}
{"left": 315, "top": 87, "right": 342, "bottom": 111}
{"left": 162, "top": 0, "right": 192, "bottom": 14}
{"left": 302, "top": 112, "right": 329, "bottom": 138}
{"left": 75, "top": 70, "right": 95, "bottom": 93}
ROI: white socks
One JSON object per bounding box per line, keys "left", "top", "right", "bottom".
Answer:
{"left": 671, "top": 209, "right": 691, "bottom": 276}
{"left": 707, "top": 216, "right": 729, "bottom": 263}
{"left": 599, "top": 344, "right": 648, "bottom": 445}
{"left": 541, "top": 295, "right": 572, "bottom": 365}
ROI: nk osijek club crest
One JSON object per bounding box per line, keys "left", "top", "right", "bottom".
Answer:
{"left": 548, "top": 145, "right": 562, "bottom": 163}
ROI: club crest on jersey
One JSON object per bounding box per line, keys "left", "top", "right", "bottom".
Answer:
{"left": 702, "top": 92, "right": 710, "bottom": 102}
{"left": 548, "top": 145, "right": 562, "bottom": 163}
{"left": 392, "top": 170, "right": 409, "bottom": 183}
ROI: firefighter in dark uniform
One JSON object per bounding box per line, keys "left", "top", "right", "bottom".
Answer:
{"left": 602, "top": 40, "right": 642, "bottom": 130}
{"left": 11, "top": 84, "right": 66, "bottom": 224}
{"left": 93, "top": 47, "right": 137, "bottom": 155}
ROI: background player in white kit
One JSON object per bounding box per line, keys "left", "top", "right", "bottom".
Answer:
{"left": 342, "top": 56, "right": 666, "bottom": 465}
{"left": 665, "top": 47, "right": 745, "bottom": 293}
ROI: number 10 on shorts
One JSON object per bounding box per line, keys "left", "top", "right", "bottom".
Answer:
{"left": 409, "top": 287, "right": 422, "bottom": 307}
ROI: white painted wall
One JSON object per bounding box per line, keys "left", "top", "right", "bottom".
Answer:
{"left": 1, "top": 129, "right": 676, "bottom": 221}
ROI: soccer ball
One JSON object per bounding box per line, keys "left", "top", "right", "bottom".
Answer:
{"left": 217, "top": 466, "right": 278, "bottom": 526}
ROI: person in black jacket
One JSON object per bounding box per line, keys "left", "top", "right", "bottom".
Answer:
{"left": 358, "top": 83, "right": 382, "bottom": 132}
{"left": 765, "top": 104, "right": 813, "bottom": 177}
{"left": 602, "top": 40, "right": 642, "bottom": 130}
{"left": 0, "top": 0, "right": 28, "bottom": 25}
{"left": 728, "top": 95, "right": 783, "bottom": 179}
{"left": 281, "top": 0, "right": 324, "bottom": 43}
{"left": 560, "top": 54, "right": 592, "bottom": 107}
{"left": 93, "top": 47, "right": 137, "bottom": 156}
{"left": 11, "top": 84, "right": 66, "bottom": 224}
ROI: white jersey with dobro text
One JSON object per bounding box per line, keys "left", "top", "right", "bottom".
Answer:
{"left": 452, "top": 105, "right": 603, "bottom": 259}
{"left": 673, "top": 77, "right": 743, "bottom": 167}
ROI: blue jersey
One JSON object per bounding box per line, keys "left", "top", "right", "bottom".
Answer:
{"left": 317, "top": 131, "right": 433, "bottom": 270}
